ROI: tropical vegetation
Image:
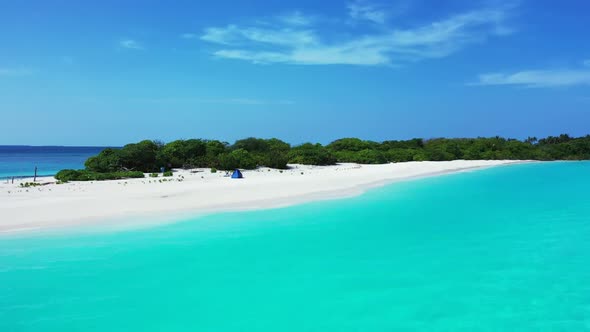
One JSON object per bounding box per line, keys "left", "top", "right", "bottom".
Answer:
{"left": 56, "top": 134, "right": 590, "bottom": 181}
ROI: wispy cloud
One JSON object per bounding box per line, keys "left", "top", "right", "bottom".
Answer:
{"left": 278, "top": 11, "right": 312, "bottom": 26}
{"left": 199, "top": 3, "right": 515, "bottom": 66}
{"left": 347, "top": 0, "right": 387, "bottom": 24}
{"left": 202, "top": 25, "right": 317, "bottom": 47}
{"left": 120, "top": 39, "right": 144, "bottom": 50}
{"left": 0, "top": 67, "right": 34, "bottom": 76}
{"left": 473, "top": 69, "right": 590, "bottom": 88}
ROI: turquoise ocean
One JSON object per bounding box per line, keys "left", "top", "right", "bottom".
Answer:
{"left": 1, "top": 162, "right": 589, "bottom": 331}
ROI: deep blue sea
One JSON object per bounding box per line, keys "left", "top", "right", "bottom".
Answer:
{"left": 1, "top": 162, "right": 590, "bottom": 331}
{"left": 0, "top": 146, "right": 106, "bottom": 179}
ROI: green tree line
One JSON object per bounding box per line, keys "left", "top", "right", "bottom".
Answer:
{"left": 56, "top": 134, "right": 590, "bottom": 181}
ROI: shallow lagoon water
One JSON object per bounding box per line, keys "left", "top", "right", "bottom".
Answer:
{"left": 1, "top": 162, "right": 589, "bottom": 331}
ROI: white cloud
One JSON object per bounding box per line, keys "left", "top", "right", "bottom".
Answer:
{"left": 213, "top": 50, "right": 292, "bottom": 64}
{"left": 120, "top": 39, "right": 144, "bottom": 50}
{"left": 474, "top": 69, "right": 590, "bottom": 88}
{"left": 202, "top": 25, "right": 317, "bottom": 47}
{"left": 200, "top": 5, "right": 514, "bottom": 66}
{"left": 0, "top": 67, "right": 33, "bottom": 76}
{"left": 347, "top": 1, "right": 387, "bottom": 24}
{"left": 278, "top": 11, "right": 312, "bottom": 26}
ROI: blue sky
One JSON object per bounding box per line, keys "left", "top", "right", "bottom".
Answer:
{"left": 1, "top": 0, "right": 589, "bottom": 146}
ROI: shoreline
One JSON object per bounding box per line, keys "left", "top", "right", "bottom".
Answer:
{"left": 0, "top": 160, "right": 529, "bottom": 235}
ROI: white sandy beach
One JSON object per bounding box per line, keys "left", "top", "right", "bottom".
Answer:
{"left": 0, "top": 160, "right": 525, "bottom": 234}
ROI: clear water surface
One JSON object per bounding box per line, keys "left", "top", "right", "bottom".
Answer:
{"left": 1, "top": 162, "right": 589, "bottom": 331}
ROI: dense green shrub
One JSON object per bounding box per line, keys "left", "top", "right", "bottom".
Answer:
{"left": 210, "top": 168, "right": 217, "bottom": 173}
{"left": 55, "top": 170, "right": 144, "bottom": 182}
{"left": 218, "top": 149, "right": 257, "bottom": 170}
{"left": 85, "top": 148, "right": 121, "bottom": 172}
{"left": 189, "top": 140, "right": 227, "bottom": 167}
{"left": 380, "top": 139, "right": 424, "bottom": 150}
{"left": 288, "top": 143, "right": 336, "bottom": 165}
{"left": 149, "top": 173, "right": 159, "bottom": 178}
{"left": 59, "top": 134, "right": 590, "bottom": 181}
{"left": 233, "top": 137, "right": 290, "bottom": 169}
{"left": 233, "top": 137, "right": 271, "bottom": 153}
{"left": 84, "top": 140, "right": 160, "bottom": 173}
{"left": 384, "top": 148, "right": 416, "bottom": 162}
{"left": 163, "top": 171, "right": 173, "bottom": 177}
{"left": 118, "top": 140, "right": 160, "bottom": 172}
{"left": 333, "top": 149, "right": 387, "bottom": 164}
{"left": 158, "top": 139, "right": 207, "bottom": 168}
{"left": 327, "top": 138, "right": 379, "bottom": 152}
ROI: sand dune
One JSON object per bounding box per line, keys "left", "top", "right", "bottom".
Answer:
{"left": 0, "top": 160, "right": 525, "bottom": 234}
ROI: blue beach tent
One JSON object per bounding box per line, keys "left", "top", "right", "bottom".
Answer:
{"left": 231, "top": 169, "right": 243, "bottom": 179}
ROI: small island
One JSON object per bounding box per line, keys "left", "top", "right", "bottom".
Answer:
{"left": 56, "top": 134, "right": 590, "bottom": 182}
{"left": 1, "top": 134, "right": 588, "bottom": 233}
